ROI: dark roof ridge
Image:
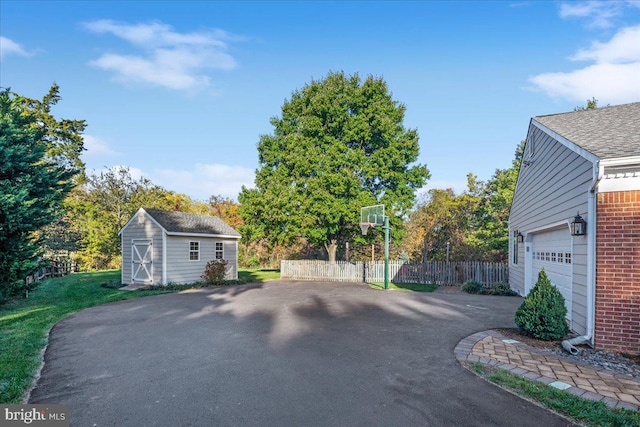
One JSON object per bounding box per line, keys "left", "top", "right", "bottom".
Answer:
{"left": 142, "top": 207, "right": 241, "bottom": 237}
{"left": 534, "top": 101, "right": 640, "bottom": 119}
{"left": 532, "top": 102, "right": 640, "bottom": 160}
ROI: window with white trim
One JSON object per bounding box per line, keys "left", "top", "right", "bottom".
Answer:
{"left": 189, "top": 241, "right": 200, "bottom": 261}
{"left": 512, "top": 231, "right": 518, "bottom": 264}
{"left": 215, "top": 242, "right": 224, "bottom": 260}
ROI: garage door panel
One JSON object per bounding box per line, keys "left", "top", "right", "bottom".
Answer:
{"left": 531, "top": 228, "right": 572, "bottom": 321}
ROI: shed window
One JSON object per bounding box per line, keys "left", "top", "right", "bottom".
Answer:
{"left": 189, "top": 241, "right": 200, "bottom": 261}
{"left": 215, "top": 242, "right": 224, "bottom": 260}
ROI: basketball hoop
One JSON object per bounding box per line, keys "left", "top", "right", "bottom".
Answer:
{"left": 360, "top": 222, "right": 373, "bottom": 235}
{"left": 360, "top": 204, "right": 390, "bottom": 289}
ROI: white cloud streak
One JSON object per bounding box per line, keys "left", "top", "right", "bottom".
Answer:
{"left": 0, "top": 36, "right": 31, "bottom": 59}
{"left": 558, "top": 1, "right": 640, "bottom": 29}
{"left": 529, "top": 24, "right": 640, "bottom": 104}
{"left": 570, "top": 25, "right": 640, "bottom": 63}
{"left": 83, "top": 20, "right": 239, "bottom": 91}
{"left": 151, "top": 163, "right": 255, "bottom": 200}
{"left": 81, "top": 135, "right": 122, "bottom": 164}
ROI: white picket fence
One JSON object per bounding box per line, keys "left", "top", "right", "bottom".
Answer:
{"left": 280, "top": 260, "right": 508, "bottom": 286}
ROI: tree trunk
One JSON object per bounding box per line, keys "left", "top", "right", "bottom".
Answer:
{"left": 325, "top": 240, "right": 338, "bottom": 263}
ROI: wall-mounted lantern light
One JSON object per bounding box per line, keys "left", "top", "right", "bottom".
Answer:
{"left": 517, "top": 232, "right": 524, "bottom": 243}
{"left": 571, "top": 213, "right": 587, "bottom": 236}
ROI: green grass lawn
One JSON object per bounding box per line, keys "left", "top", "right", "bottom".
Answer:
{"left": 0, "top": 270, "right": 172, "bottom": 404}
{"left": 0, "top": 268, "right": 280, "bottom": 404}
{"left": 238, "top": 268, "right": 280, "bottom": 282}
{"left": 471, "top": 363, "right": 640, "bottom": 427}
{"left": 368, "top": 282, "right": 438, "bottom": 292}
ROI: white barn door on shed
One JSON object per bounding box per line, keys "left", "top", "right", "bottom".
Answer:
{"left": 132, "top": 239, "right": 153, "bottom": 284}
{"left": 531, "top": 228, "right": 572, "bottom": 321}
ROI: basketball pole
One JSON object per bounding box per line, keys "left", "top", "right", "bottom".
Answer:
{"left": 383, "top": 215, "right": 389, "bottom": 290}
{"left": 360, "top": 204, "right": 390, "bottom": 290}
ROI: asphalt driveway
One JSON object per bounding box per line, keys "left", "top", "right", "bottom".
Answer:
{"left": 29, "top": 281, "right": 575, "bottom": 426}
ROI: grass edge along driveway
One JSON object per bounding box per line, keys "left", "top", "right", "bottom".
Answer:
{"left": 0, "top": 269, "right": 279, "bottom": 404}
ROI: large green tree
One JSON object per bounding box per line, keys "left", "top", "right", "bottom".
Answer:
{"left": 0, "top": 89, "right": 77, "bottom": 296}
{"left": 239, "top": 71, "right": 430, "bottom": 261}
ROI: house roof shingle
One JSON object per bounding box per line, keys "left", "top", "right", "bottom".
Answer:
{"left": 533, "top": 102, "right": 640, "bottom": 160}
{"left": 143, "top": 208, "right": 241, "bottom": 237}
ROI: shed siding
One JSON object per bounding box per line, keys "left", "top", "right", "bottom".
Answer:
{"left": 165, "top": 236, "right": 238, "bottom": 283}
{"left": 121, "top": 211, "right": 164, "bottom": 285}
{"left": 509, "top": 125, "right": 593, "bottom": 335}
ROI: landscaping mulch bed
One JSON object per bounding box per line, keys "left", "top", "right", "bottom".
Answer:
{"left": 497, "top": 328, "right": 640, "bottom": 378}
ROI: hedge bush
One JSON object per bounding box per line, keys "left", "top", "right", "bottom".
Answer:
{"left": 491, "top": 282, "right": 518, "bottom": 296}
{"left": 462, "top": 280, "right": 484, "bottom": 294}
{"left": 462, "top": 280, "right": 517, "bottom": 296}
{"left": 514, "top": 269, "right": 569, "bottom": 340}
{"left": 201, "top": 259, "right": 228, "bottom": 286}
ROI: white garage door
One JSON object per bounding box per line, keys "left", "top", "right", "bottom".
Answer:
{"left": 531, "top": 228, "right": 572, "bottom": 320}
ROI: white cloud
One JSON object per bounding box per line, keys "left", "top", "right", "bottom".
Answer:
{"left": 571, "top": 25, "right": 640, "bottom": 63}
{"left": 558, "top": 1, "right": 640, "bottom": 29}
{"left": 0, "top": 36, "right": 31, "bottom": 59}
{"left": 529, "top": 24, "right": 640, "bottom": 104}
{"left": 151, "top": 163, "right": 255, "bottom": 200}
{"left": 81, "top": 135, "right": 122, "bottom": 163}
{"left": 83, "top": 20, "right": 239, "bottom": 91}
{"left": 530, "top": 62, "right": 640, "bottom": 104}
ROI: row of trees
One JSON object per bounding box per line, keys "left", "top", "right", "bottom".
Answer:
{"left": 402, "top": 143, "right": 523, "bottom": 262}
{"left": 2, "top": 72, "right": 534, "bottom": 297}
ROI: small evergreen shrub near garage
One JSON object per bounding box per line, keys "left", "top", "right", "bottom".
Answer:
{"left": 514, "top": 269, "right": 570, "bottom": 340}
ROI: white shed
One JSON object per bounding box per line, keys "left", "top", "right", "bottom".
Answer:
{"left": 119, "top": 207, "right": 241, "bottom": 285}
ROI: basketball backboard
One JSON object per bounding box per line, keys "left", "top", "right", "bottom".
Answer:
{"left": 360, "top": 204, "right": 385, "bottom": 227}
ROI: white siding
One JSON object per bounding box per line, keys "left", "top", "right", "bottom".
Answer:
{"left": 121, "top": 211, "right": 164, "bottom": 285}
{"left": 165, "top": 236, "right": 238, "bottom": 283}
{"left": 509, "top": 125, "right": 593, "bottom": 335}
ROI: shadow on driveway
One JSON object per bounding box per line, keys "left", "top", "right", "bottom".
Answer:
{"left": 29, "top": 281, "right": 576, "bottom": 426}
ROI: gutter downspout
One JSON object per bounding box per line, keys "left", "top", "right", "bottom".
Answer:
{"left": 562, "top": 161, "right": 602, "bottom": 355}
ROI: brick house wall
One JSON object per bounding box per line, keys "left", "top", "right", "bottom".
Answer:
{"left": 595, "top": 190, "right": 640, "bottom": 354}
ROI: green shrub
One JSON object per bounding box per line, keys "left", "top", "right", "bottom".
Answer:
{"left": 100, "top": 280, "right": 124, "bottom": 289}
{"left": 462, "top": 280, "right": 485, "bottom": 294}
{"left": 514, "top": 270, "right": 569, "bottom": 340}
{"left": 141, "top": 282, "right": 204, "bottom": 292}
{"left": 491, "top": 282, "right": 518, "bottom": 296}
{"left": 201, "top": 259, "right": 228, "bottom": 286}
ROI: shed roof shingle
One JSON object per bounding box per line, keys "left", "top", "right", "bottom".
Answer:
{"left": 533, "top": 102, "right": 640, "bottom": 160}
{"left": 143, "top": 208, "right": 241, "bottom": 237}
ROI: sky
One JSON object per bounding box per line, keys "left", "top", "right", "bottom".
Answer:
{"left": 1, "top": 1, "right": 639, "bottom": 201}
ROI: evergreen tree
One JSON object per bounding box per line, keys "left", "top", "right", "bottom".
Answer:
{"left": 0, "top": 89, "right": 76, "bottom": 297}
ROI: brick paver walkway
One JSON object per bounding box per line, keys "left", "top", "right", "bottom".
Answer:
{"left": 455, "top": 330, "right": 640, "bottom": 411}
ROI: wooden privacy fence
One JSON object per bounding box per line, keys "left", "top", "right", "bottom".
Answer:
{"left": 281, "top": 260, "right": 508, "bottom": 286}
{"left": 24, "top": 259, "right": 77, "bottom": 286}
